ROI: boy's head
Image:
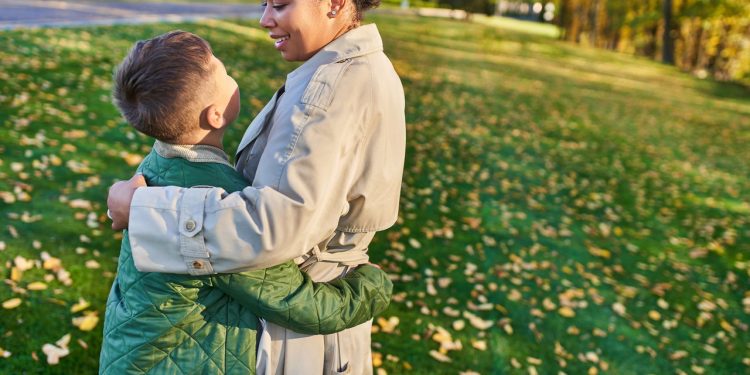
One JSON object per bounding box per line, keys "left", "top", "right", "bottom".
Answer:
{"left": 113, "top": 31, "right": 240, "bottom": 144}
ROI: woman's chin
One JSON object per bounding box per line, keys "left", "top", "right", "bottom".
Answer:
{"left": 280, "top": 52, "right": 299, "bottom": 62}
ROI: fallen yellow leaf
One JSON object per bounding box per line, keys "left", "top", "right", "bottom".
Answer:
{"left": 14, "top": 256, "right": 34, "bottom": 271}
{"left": 120, "top": 152, "right": 144, "bottom": 167}
{"left": 452, "top": 320, "right": 465, "bottom": 331}
{"left": 463, "top": 311, "right": 494, "bottom": 330}
{"left": 68, "top": 199, "right": 93, "bottom": 210}
{"left": 670, "top": 350, "right": 688, "bottom": 360}
{"left": 376, "top": 316, "right": 399, "bottom": 333}
{"left": 2, "top": 298, "right": 22, "bottom": 309}
{"left": 428, "top": 350, "right": 451, "bottom": 362}
{"left": 558, "top": 306, "right": 576, "bottom": 318}
{"left": 42, "top": 257, "right": 62, "bottom": 271}
{"left": 372, "top": 351, "right": 383, "bottom": 367}
{"left": 587, "top": 246, "right": 611, "bottom": 259}
{"left": 10, "top": 267, "right": 22, "bottom": 282}
{"left": 72, "top": 312, "right": 99, "bottom": 331}
{"left": 408, "top": 238, "right": 421, "bottom": 249}
{"left": 27, "top": 282, "right": 48, "bottom": 291}
{"left": 471, "top": 340, "right": 487, "bottom": 351}
{"left": 720, "top": 320, "right": 735, "bottom": 334}
{"left": 71, "top": 298, "right": 90, "bottom": 313}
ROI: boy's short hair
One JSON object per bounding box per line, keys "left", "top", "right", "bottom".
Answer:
{"left": 113, "top": 30, "right": 215, "bottom": 143}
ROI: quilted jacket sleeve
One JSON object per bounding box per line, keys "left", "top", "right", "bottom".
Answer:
{"left": 213, "top": 262, "right": 392, "bottom": 335}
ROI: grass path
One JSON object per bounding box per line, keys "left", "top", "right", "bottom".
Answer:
{"left": 0, "top": 14, "right": 748, "bottom": 374}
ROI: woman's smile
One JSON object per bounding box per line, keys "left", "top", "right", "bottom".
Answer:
{"left": 271, "top": 34, "right": 290, "bottom": 50}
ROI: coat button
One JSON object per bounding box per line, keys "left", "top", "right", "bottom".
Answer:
{"left": 192, "top": 260, "right": 203, "bottom": 269}
{"left": 185, "top": 219, "right": 196, "bottom": 232}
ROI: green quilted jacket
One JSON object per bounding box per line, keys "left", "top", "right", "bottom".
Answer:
{"left": 99, "top": 145, "right": 392, "bottom": 374}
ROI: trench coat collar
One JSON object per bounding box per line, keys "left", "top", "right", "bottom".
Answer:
{"left": 286, "top": 24, "right": 383, "bottom": 89}
{"left": 234, "top": 24, "right": 383, "bottom": 157}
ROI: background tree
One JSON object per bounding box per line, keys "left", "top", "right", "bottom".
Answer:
{"left": 437, "top": 0, "right": 497, "bottom": 15}
{"left": 662, "top": 0, "right": 674, "bottom": 63}
{"left": 555, "top": 0, "right": 750, "bottom": 83}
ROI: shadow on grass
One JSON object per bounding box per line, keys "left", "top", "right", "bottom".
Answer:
{"left": 701, "top": 78, "right": 750, "bottom": 101}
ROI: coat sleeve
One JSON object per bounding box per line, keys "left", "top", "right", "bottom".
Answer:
{"left": 213, "top": 262, "right": 393, "bottom": 335}
{"left": 128, "top": 62, "right": 394, "bottom": 275}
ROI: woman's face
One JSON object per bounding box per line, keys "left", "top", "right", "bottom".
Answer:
{"left": 260, "top": 0, "right": 346, "bottom": 62}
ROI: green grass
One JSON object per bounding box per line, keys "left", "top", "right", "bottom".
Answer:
{"left": 1, "top": 13, "right": 749, "bottom": 374}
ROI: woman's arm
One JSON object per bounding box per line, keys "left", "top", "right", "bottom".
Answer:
{"left": 213, "top": 262, "right": 392, "bottom": 335}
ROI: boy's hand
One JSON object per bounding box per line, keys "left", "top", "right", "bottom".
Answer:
{"left": 107, "top": 174, "right": 146, "bottom": 230}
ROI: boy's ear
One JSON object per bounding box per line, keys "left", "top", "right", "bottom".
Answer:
{"left": 203, "top": 104, "right": 225, "bottom": 130}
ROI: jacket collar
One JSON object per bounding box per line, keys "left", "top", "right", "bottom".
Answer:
{"left": 235, "top": 24, "right": 383, "bottom": 157}
{"left": 153, "top": 140, "right": 232, "bottom": 167}
{"left": 286, "top": 24, "right": 383, "bottom": 89}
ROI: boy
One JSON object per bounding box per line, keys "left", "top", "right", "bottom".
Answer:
{"left": 99, "top": 31, "right": 392, "bottom": 374}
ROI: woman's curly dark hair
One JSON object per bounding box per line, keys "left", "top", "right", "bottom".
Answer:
{"left": 352, "top": 0, "right": 381, "bottom": 21}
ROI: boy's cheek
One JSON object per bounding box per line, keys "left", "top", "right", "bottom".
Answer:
{"left": 228, "top": 88, "right": 241, "bottom": 123}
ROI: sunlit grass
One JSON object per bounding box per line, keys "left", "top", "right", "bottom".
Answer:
{"left": 0, "top": 13, "right": 749, "bottom": 374}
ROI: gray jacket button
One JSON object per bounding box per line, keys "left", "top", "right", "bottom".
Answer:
{"left": 185, "top": 219, "right": 196, "bottom": 232}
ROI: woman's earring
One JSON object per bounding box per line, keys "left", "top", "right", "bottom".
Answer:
{"left": 330, "top": 9, "right": 337, "bottom": 17}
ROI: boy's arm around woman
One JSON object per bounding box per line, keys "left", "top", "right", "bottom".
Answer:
{"left": 211, "top": 261, "right": 392, "bottom": 335}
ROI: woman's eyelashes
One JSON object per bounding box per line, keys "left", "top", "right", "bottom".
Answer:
{"left": 260, "top": 2, "right": 287, "bottom": 10}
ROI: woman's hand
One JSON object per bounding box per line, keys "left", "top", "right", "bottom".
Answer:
{"left": 107, "top": 174, "right": 146, "bottom": 230}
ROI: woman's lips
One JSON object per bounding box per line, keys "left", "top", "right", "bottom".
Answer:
{"left": 272, "top": 35, "right": 290, "bottom": 49}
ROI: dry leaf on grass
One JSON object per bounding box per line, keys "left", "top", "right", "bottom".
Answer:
{"left": 14, "top": 256, "right": 34, "bottom": 271}
{"left": 42, "top": 334, "right": 71, "bottom": 365}
{"left": 452, "top": 319, "right": 465, "bottom": 331}
{"left": 2, "top": 298, "right": 22, "bottom": 309}
{"left": 558, "top": 306, "right": 576, "bottom": 318}
{"left": 462, "top": 311, "right": 493, "bottom": 330}
{"left": 27, "top": 282, "right": 48, "bottom": 291}
{"left": 71, "top": 298, "right": 90, "bottom": 313}
{"left": 612, "top": 302, "right": 626, "bottom": 317}
{"left": 376, "top": 316, "right": 400, "bottom": 334}
{"left": 428, "top": 350, "right": 451, "bottom": 362}
{"left": 68, "top": 199, "right": 93, "bottom": 210}
{"left": 120, "top": 152, "right": 144, "bottom": 166}
{"left": 72, "top": 312, "right": 99, "bottom": 331}
{"left": 471, "top": 340, "right": 487, "bottom": 351}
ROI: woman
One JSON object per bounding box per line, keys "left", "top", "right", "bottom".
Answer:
{"left": 107, "top": 0, "right": 405, "bottom": 373}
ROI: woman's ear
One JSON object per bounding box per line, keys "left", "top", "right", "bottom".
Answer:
{"left": 330, "top": 0, "right": 347, "bottom": 16}
{"left": 203, "top": 104, "right": 225, "bottom": 130}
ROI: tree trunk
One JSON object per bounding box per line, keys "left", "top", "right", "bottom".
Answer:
{"left": 662, "top": 0, "right": 675, "bottom": 64}
{"left": 689, "top": 19, "right": 704, "bottom": 71}
{"left": 590, "top": 0, "right": 599, "bottom": 47}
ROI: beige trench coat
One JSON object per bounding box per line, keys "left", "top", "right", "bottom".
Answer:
{"left": 127, "top": 24, "right": 405, "bottom": 374}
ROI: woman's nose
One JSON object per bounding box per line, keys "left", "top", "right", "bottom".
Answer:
{"left": 259, "top": 7, "right": 275, "bottom": 28}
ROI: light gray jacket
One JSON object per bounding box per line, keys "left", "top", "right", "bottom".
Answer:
{"left": 128, "top": 23, "right": 405, "bottom": 279}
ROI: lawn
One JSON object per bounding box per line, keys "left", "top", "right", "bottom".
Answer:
{"left": 1, "top": 13, "right": 749, "bottom": 375}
